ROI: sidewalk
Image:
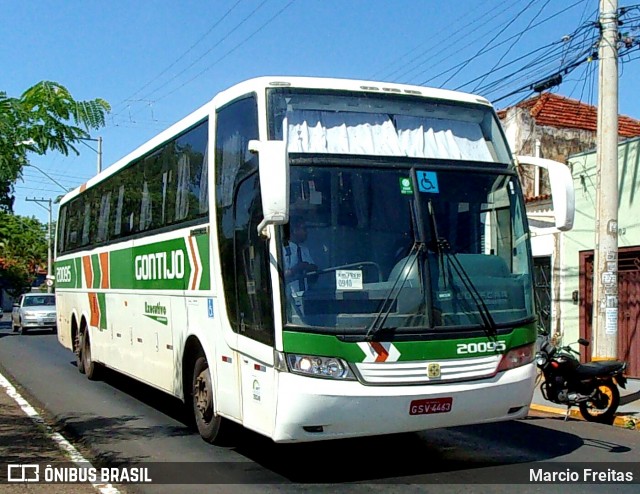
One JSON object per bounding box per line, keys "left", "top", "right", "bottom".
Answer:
{"left": 0, "top": 369, "right": 110, "bottom": 494}
{"left": 529, "top": 376, "right": 640, "bottom": 430}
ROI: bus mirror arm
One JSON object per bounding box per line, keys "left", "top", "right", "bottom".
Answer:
{"left": 248, "top": 139, "right": 290, "bottom": 237}
{"left": 515, "top": 155, "right": 575, "bottom": 231}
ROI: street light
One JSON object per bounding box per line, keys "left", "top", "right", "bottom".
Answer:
{"left": 25, "top": 197, "right": 53, "bottom": 293}
{"left": 18, "top": 136, "right": 103, "bottom": 175}
{"left": 79, "top": 136, "right": 103, "bottom": 174}
{"left": 26, "top": 164, "right": 70, "bottom": 194}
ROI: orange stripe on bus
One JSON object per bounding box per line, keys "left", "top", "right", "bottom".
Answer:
{"left": 82, "top": 256, "right": 93, "bottom": 288}
{"left": 88, "top": 293, "right": 100, "bottom": 327}
{"left": 99, "top": 252, "right": 110, "bottom": 289}
{"left": 188, "top": 237, "right": 199, "bottom": 290}
{"left": 80, "top": 183, "right": 87, "bottom": 193}
{"left": 371, "top": 342, "right": 389, "bottom": 363}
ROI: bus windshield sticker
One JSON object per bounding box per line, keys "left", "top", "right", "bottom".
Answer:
{"left": 416, "top": 171, "right": 439, "bottom": 193}
{"left": 399, "top": 177, "right": 413, "bottom": 195}
{"left": 336, "top": 270, "right": 363, "bottom": 290}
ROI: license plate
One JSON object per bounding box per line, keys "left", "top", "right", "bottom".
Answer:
{"left": 409, "top": 397, "right": 453, "bottom": 415}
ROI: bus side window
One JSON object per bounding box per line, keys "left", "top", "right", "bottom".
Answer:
{"left": 97, "top": 189, "right": 111, "bottom": 243}
{"left": 233, "top": 174, "right": 274, "bottom": 345}
{"left": 66, "top": 196, "right": 83, "bottom": 250}
{"left": 215, "top": 95, "right": 273, "bottom": 344}
{"left": 112, "top": 183, "right": 125, "bottom": 239}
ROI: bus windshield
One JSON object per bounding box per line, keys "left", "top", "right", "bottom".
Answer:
{"left": 279, "top": 163, "right": 534, "bottom": 335}
{"left": 268, "top": 88, "right": 512, "bottom": 163}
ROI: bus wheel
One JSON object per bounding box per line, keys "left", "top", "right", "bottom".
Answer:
{"left": 192, "top": 355, "right": 222, "bottom": 443}
{"left": 81, "top": 331, "right": 101, "bottom": 381}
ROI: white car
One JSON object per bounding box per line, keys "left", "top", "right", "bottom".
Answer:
{"left": 12, "top": 293, "right": 57, "bottom": 334}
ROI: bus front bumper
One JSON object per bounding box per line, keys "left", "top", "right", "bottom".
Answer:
{"left": 272, "top": 362, "right": 536, "bottom": 443}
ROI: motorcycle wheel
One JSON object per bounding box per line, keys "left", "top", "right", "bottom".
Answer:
{"left": 578, "top": 381, "right": 620, "bottom": 424}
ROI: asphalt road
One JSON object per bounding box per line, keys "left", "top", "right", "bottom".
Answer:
{"left": 0, "top": 319, "right": 639, "bottom": 494}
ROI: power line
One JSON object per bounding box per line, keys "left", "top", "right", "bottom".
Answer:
{"left": 471, "top": 0, "right": 553, "bottom": 92}
{"left": 132, "top": 0, "right": 296, "bottom": 113}
{"left": 112, "top": 0, "right": 246, "bottom": 115}
{"left": 110, "top": 0, "right": 278, "bottom": 123}
{"left": 392, "top": 0, "right": 533, "bottom": 84}
{"left": 437, "top": 0, "right": 541, "bottom": 87}
{"left": 370, "top": 0, "right": 518, "bottom": 81}
{"left": 419, "top": 0, "right": 591, "bottom": 88}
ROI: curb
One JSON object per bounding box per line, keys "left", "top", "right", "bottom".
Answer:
{"left": 529, "top": 403, "right": 640, "bottom": 430}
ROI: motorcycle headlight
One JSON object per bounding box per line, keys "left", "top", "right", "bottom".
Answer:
{"left": 286, "top": 354, "right": 356, "bottom": 380}
{"left": 535, "top": 352, "right": 548, "bottom": 367}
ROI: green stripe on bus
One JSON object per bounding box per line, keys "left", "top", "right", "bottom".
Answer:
{"left": 54, "top": 258, "right": 83, "bottom": 289}
{"left": 98, "top": 293, "right": 107, "bottom": 330}
{"left": 195, "top": 233, "right": 211, "bottom": 290}
{"left": 282, "top": 324, "right": 536, "bottom": 362}
{"left": 91, "top": 254, "right": 101, "bottom": 289}
{"left": 75, "top": 258, "right": 82, "bottom": 288}
{"left": 109, "top": 237, "right": 193, "bottom": 290}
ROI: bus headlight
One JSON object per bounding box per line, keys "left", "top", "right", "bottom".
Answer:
{"left": 496, "top": 343, "right": 535, "bottom": 372}
{"left": 286, "top": 354, "right": 356, "bottom": 380}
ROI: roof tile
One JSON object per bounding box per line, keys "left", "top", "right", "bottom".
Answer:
{"left": 499, "top": 93, "right": 640, "bottom": 137}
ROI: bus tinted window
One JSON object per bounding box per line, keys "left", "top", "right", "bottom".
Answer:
{"left": 57, "top": 119, "right": 209, "bottom": 255}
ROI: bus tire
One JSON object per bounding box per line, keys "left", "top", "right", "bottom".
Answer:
{"left": 81, "top": 330, "right": 102, "bottom": 381}
{"left": 192, "top": 355, "right": 223, "bottom": 444}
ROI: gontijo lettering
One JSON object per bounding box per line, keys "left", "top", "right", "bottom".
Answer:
{"left": 135, "top": 250, "right": 185, "bottom": 281}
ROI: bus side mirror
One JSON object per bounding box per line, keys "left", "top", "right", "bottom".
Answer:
{"left": 249, "top": 140, "right": 290, "bottom": 237}
{"left": 515, "top": 155, "right": 575, "bottom": 231}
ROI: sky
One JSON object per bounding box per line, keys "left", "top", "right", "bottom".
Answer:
{"left": 4, "top": 0, "right": 640, "bottom": 222}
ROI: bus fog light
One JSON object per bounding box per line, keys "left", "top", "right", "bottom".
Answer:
{"left": 286, "top": 354, "right": 355, "bottom": 380}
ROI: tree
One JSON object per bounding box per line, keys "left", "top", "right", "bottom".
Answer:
{"left": 0, "top": 81, "right": 111, "bottom": 211}
{"left": 0, "top": 211, "right": 48, "bottom": 297}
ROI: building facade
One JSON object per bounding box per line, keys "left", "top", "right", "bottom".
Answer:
{"left": 499, "top": 93, "right": 640, "bottom": 376}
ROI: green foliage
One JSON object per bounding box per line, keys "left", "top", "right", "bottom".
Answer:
{"left": 0, "top": 81, "right": 110, "bottom": 212}
{"left": 0, "top": 211, "right": 48, "bottom": 297}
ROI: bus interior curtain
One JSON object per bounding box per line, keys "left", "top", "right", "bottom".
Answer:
{"left": 199, "top": 143, "right": 209, "bottom": 213}
{"left": 218, "top": 133, "right": 244, "bottom": 208}
{"left": 176, "top": 154, "right": 191, "bottom": 221}
{"left": 140, "top": 180, "right": 152, "bottom": 230}
{"left": 285, "top": 110, "right": 492, "bottom": 161}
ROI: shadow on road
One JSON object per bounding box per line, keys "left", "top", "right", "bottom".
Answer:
{"left": 223, "top": 418, "right": 586, "bottom": 483}
{"left": 14, "top": 342, "right": 614, "bottom": 484}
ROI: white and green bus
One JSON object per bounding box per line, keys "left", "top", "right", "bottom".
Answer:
{"left": 55, "top": 76, "right": 574, "bottom": 443}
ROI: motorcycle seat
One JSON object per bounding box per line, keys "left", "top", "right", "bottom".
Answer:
{"left": 576, "top": 360, "right": 626, "bottom": 377}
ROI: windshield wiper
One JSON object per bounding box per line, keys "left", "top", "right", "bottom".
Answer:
{"left": 427, "top": 199, "right": 498, "bottom": 337}
{"left": 364, "top": 199, "right": 426, "bottom": 341}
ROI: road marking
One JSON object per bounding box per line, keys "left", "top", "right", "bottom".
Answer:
{"left": 0, "top": 372, "right": 121, "bottom": 494}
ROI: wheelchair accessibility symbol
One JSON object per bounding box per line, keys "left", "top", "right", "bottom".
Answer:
{"left": 416, "top": 171, "right": 439, "bottom": 193}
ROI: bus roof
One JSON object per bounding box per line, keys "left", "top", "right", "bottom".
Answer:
{"left": 58, "top": 76, "right": 493, "bottom": 207}
{"left": 214, "top": 76, "right": 492, "bottom": 108}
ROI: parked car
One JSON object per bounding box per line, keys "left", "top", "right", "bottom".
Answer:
{"left": 12, "top": 293, "right": 57, "bottom": 334}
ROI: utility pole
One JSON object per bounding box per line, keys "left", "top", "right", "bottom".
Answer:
{"left": 26, "top": 197, "right": 53, "bottom": 294}
{"left": 592, "top": 0, "right": 619, "bottom": 360}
